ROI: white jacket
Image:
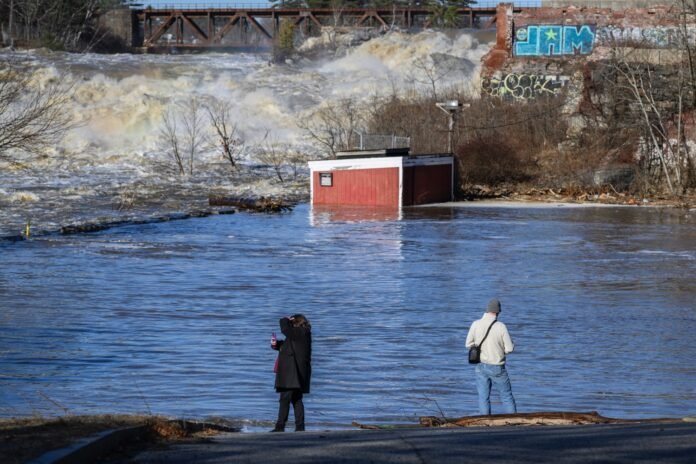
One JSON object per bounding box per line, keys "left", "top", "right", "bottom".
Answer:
{"left": 465, "top": 313, "right": 514, "bottom": 365}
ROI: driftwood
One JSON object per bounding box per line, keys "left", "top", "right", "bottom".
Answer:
{"left": 208, "top": 195, "right": 294, "bottom": 213}
{"left": 419, "top": 411, "right": 677, "bottom": 428}
{"left": 352, "top": 412, "right": 677, "bottom": 430}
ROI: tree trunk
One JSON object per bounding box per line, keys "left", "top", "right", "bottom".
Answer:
{"left": 9, "top": 0, "right": 15, "bottom": 42}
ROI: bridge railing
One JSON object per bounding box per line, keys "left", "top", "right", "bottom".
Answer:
{"left": 135, "top": 3, "right": 273, "bottom": 9}
{"left": 131, "top": 1, "right": 541, "bottom": 10}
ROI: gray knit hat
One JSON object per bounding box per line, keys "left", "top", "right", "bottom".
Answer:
{"left": 487, "top": 298, "right": 501, "bottom": 313}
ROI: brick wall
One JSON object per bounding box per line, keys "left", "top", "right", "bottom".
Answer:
{"left": 481, "top": 4, "right": 694, "bottom": 103}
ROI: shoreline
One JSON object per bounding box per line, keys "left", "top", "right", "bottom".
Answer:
{"left": 431, "top": 199, "right": 689, "bottom": 209}
{"left": 1, "top": 189, "right": 693, "bottom": 242}
{"left": 432, "top": 192, "right": 696, "bottom": 211}
{"left": 3, "top": 413, "right": 695, "bottom": 464}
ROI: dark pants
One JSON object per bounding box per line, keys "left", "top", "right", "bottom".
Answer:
{"left": 276, "top": 389, "right": 304, "bottom": 431}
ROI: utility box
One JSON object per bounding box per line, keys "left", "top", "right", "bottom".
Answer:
{"left": 308, "top": 149, "right": 453, "bottom": 208}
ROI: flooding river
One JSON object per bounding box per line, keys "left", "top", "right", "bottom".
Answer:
{"left": 1, "top": 203, "right": 695, "bottom": 430}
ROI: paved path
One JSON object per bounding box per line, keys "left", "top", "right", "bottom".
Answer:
{"left": 132, "top": 421, "right": 696, "bottom": 463}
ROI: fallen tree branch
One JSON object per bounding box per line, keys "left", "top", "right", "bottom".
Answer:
{"left": 419, "top": 411, "right": 677, "bottom": 428}
{"left": 208, "top": 195, "right": 294, "bottom": 213}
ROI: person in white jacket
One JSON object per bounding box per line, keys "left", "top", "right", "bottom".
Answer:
{"left": 465, "top": 298, "right": 517, "bottom": 415}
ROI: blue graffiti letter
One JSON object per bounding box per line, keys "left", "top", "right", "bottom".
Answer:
{"left": 515, "top": 26, "right": 540, "bottom": 56}
{"left": 562, "top": 25, "right": 595, "bottom": 55}
{"left": 538, "top": 26, "right": 563, "bottom": 56}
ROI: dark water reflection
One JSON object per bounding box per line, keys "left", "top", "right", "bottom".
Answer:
{"left": 1, "top": 204, "right": 695, "bottom": 429}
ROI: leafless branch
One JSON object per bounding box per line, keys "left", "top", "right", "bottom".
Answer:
{"left": 206, "top": 99, "right": 245, "bottom": 171}
{"left": 0, "top": 59, "right": 77, "bottom": 159}
{"left": 159, "top": 107, "right": 184, "bottom": 175}
{"left": 257, "top": 133, "right": 287, "bottom": 183}
{"left": 297, "top": 97, "right": 365, "bottom": 158}
{"left": 180, "top": 97, "right": 206, "bottom": 176}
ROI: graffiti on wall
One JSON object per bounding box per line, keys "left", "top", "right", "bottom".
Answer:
{"left": 596, "top": 26, "right": 696, "bottom": 48}
{"left": 514, "top": 25, "right": 596, "bottom": 56}
{"left": 482, "top": 74, "right": 569, "bottom": 100}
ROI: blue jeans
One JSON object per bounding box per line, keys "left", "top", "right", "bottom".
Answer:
{"left": 475, "top": 363, "right": 517, "bottom": 415}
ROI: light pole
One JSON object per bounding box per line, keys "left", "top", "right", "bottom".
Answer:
{"left": 435, "top": 100, "right": 468, "bottom": 154}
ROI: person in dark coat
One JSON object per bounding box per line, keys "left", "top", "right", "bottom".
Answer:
{"left": 270, "top": 314, "right": 312, "bottom": 432}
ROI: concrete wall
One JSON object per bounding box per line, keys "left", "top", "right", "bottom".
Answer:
{"left": 98, "top": 8, "right": 136, "bottom": 50}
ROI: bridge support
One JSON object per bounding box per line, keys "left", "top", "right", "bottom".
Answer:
{"left": 134, "top": 6, "right": 509, "bottom": 50}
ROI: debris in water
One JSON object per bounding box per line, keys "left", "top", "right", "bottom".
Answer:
{"left": 208, "top": 195, "right": 294, "bottom": 213}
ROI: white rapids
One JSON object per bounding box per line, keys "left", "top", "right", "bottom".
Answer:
{"left": 0, "top": 30, "right": 492, "bottom": 237}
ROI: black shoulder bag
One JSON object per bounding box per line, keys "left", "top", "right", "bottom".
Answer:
{"left": 468, "top": 320, "right": 497, "bottom": 364}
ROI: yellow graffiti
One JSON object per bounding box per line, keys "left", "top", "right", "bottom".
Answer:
{"left": 482, "top": 73, "right": 566, "bottom": 100}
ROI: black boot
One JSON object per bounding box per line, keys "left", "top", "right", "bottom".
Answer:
{"left": 270, "top": 426, "right": 284, "bottom": 432}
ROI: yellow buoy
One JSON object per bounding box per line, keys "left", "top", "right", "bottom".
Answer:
{"left": 25, "top": 221, "right": 31, "bottom": 239}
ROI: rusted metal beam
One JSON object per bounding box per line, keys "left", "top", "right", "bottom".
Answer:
{"left": 357, "top": 12, "right": 369, "bottom": 26}
{"left": 246, "top": 14, "right": 272, "bottom": 39}
{"left": 212, "top": 13, "right": 242, "bottom": 44}
{"left": 371, "top": 11, "right": 388, "bottom": 27}
{"left": 180, "top": 13, "right": 208, "bottom": 43}
{"left": 271, "top": 11, "right": 277, "bottom": 37}
{"left": 356, "top": 11, "right": 387, "bottom": 27}
{"left": 144, "top": 14, "right": 176, "bottom": 46}
{"left": 307, "top": 12, "right": 322, "bottom": 29}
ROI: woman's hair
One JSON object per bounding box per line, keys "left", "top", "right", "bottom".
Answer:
{"left": 291, "top": 314, "right": 311, "bottom": 329}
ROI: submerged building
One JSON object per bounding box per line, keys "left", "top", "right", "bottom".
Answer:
{"left": 308, "top": 148, "right": 453, "bottom": 208}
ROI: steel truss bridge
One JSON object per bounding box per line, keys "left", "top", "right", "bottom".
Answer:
{"left": 133, "top": 5, "right": 520, "bottom": 49}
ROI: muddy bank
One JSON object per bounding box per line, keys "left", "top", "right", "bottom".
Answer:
{"left": 0, "top": 415, "right": 239, "bottom": 464}
{"left": 6, "top": 412, "right": 688, "bottom": 464}
{"left": 457, "top": 186, "right": 696, "bottom": 209}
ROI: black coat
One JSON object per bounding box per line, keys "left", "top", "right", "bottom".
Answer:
{"left": 272, "top": 318, "right": 312, "bottom": 393}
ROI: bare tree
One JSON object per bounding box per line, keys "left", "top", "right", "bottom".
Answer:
{"left": 0, "top": 59, "right": 76, "bottom": 159}
{"left": 599, "top": 45, "right": 694, "bottom": 194}
{"left": 180, "top": 97, "right": 206, "bottom": 176}
{"left": 257, "top": 135, "right": 287, "bottom": 183}
{"left": 677, "top": 0, "right": 696, "bottom": 106}
{"left": 159, "top": 107, "right": 184, "bottom": 175}
{"left": 2, "top": 0, "right": 16, "bottom": 46}
{"left": 206, "top": 99, "right": 244, "bottom": 171}
{"left": 287, "top": 148, "right": 309, "bottom": 181}
{"left": 322, "top": 0, "right": 346, "bottom": 51}
{"left": 408, "top": 56, "right": 453, "bottom": 101}
{"left": 4, "top": 0, "right": 120, "bottom": 50}
{"left": 297, "top": 97, "right": 365, "bottom": 158}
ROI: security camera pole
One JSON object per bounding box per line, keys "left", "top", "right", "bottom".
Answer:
{"left": 435, "top": 100, "right": 469, "bottom": 154}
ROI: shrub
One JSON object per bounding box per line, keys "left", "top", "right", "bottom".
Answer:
{"left": 456, "top": 138, "right": 534, "bottom": 187}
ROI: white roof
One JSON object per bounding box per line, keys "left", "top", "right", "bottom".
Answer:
{"left": 308, "top": 155, "right": 452, "bottom": 171}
